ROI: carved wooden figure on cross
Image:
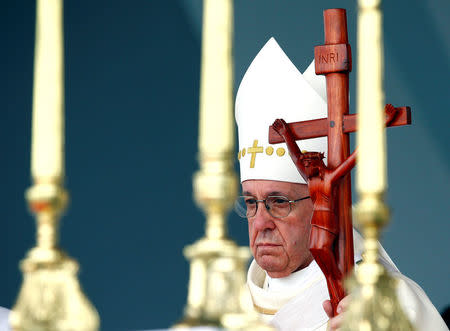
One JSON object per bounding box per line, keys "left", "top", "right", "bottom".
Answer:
{"left": 271, "top": 104, "right": 399, "bottom": 313}
{"left": 267, "top": 9, "right": 412, "bottom": 316}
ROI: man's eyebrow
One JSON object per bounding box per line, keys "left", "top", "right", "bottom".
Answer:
{"left": 241, "top": 191, "right": 292, "bottom": 197}
{"left": 268, "top": 191, "right": 288, "bottom": 196}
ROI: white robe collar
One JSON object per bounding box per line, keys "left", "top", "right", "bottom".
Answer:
{"left": 248, "top": 258, "right": 326, "bottom": 316}
{"left": 248, "top": 258, "right": 330, "bottom": 330}
{"left": 264, "top": 260, "right": 321, "bottom": 292}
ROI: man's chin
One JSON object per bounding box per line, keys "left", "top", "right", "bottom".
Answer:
{"left": 255, "top": 254, "right": 285, "bottom": 273}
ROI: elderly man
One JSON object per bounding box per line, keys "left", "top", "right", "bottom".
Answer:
{"left": 234, "top": 38, "right": 447, "bottom": 330}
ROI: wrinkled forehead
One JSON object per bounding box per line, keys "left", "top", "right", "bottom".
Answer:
{"left": 241, "top": 179, "right": 309, "bottom": 197}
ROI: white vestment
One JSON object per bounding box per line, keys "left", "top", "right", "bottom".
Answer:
{"left": 0, "top": 307, "right": 10, "bottom": 331}
{"left": 247, "top": 230, "right": 448, "bottom": 331}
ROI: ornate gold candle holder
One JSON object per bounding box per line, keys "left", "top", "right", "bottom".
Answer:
{"left": 173, "top": 0, "right": 258, "bottom": 327}
{"left": 174, "top": 151, "right": 252, "bottom": 327}
{"left": 10, "top": 0, "right": 99, "bottom": 329}
{"left": 10, "top": 182, "right": 99, "bottom": 331}
{"left": 341, "top": 0, "right": 414, "bottom": 329}
{"left": 175, "top": 0, "right": 273, "bottom": 328}
{"left": 341, "top": 194, "right": 413, "bottom": 330}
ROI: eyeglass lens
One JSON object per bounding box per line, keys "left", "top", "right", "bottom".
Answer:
{"left": 235, "top": 196, "right": 292, "bottom": 218}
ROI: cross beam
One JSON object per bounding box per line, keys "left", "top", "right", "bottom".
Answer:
{"left": 268, "top": 107, "right": 411, "bottom": 143}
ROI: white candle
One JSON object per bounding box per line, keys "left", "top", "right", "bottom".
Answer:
{"left": 198, "top": 0, "right": 234, "bottom": 155}
{"left": 31, "top": 0, "right": 64, "bottom": 182}
{"left": 356, "top": 0, "right": 386, "bottom": 194}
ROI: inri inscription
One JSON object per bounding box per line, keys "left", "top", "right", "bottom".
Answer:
{"left": 314, "top": 43, "right": 351, "bottom": 74}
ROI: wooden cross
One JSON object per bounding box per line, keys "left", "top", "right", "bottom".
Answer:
{"left": 268, "top": 8, "right": 411, "bottom": 306}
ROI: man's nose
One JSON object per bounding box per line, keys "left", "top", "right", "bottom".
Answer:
{"left": 251, "top": 202, "right": 276, "bottom": 231}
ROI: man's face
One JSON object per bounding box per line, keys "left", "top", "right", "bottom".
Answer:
{"left": 242, "top": 180, "right": 314, "bottom": 278}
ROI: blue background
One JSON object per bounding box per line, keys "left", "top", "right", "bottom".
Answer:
{"left": 3, "top": 1, "right": 449, "bottom": 330}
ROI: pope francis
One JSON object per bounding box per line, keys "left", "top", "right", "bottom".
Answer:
{"left": 234, "top": 38, "right": 447, "bottom": 331}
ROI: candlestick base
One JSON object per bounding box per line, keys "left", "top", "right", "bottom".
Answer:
{"left": 340, "top": 195, "right": 413, "bottom": 330}
{"left": 341, "top": 266, "right": 414, "bottom": 331}
{"left": 174, "top": 237, "right": 251, "bottom": 327}
{"left": 10, "top": 257, "right": 99, "bottom": 331}
{"left": 10, "top": 183, "right": 99, "bottom": 331}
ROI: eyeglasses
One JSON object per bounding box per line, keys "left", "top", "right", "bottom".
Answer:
{"left": 234, "top": 195, "right": 311, "bottom": 219}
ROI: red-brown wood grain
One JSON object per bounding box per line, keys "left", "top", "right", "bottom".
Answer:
{"left": 268, "top": 107, "right": 411, "bottom": 144}
{"left": 267, "top": 9, "right": 412, "bottom": 317}
{"left": 318, "top": 11, "right": 354, "bottom": 308}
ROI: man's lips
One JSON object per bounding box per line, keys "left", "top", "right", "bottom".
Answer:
{"left": 256, "top": 243, "right": 281, "bottom": 254}
{"left": 256, "top": 243, "right": 281, "bottom": 247}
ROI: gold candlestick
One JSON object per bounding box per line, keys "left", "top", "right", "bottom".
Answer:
{"left": 173, "top": 0, "right": 267, "bottom": 328}
{"left": 31, "top": 0, "right": 64, "bottom": 183}
{"left": 10, "top": 0, "right": 99, "bottom": 330}
{"left": 341, "top": 0, "right": 414, "bottom": 329}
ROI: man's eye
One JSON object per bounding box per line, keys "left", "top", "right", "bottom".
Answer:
{"left": 245, "top": 199, "right": 257, "bottom": 205}
{"left": 271, "top": 198, "right": 288, "bottom": 205}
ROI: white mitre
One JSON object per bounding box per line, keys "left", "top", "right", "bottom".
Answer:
{"left": 235, "top": 37, "right": 327, "bottom": 184}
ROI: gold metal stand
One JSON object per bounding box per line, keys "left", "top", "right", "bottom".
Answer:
{"left": 174, "top": 0, "right": 269, "bottom": 328}
{"left": 180, "top": 149, "right": 251, "bottom": 325}
{"left": 342, "top": 195, "right": 413, "bottom": 330}
{"left": 10, "top": 0, "right": 99, "bottom": 330}
{"left": 10, "top": 184, "right": 99, "bottom": 331}
{"left": 341, "top": 0, "right": 414, "bottom": 329}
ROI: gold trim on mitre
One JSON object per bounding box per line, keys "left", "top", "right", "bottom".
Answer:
{"left": 276, "top": 147, "right": 285, "bottom": 156}
{"left": 238, "top": 140, "right": 290, "bottom": 170}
